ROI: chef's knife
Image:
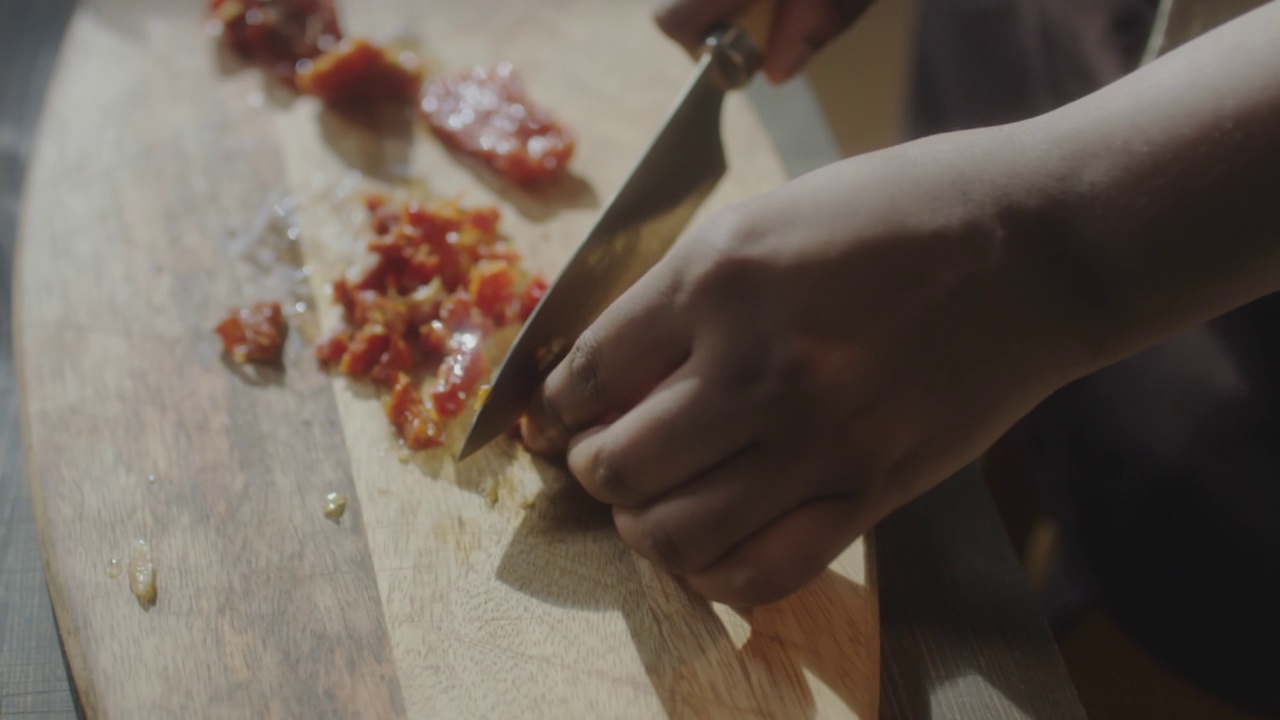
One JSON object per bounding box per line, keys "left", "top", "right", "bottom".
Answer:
{"left": 459, "top": 1, "right": 776, "bottom": 460}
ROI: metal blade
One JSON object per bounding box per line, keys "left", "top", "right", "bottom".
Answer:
{"left": 459, "top": 53, "right": 729, "bottom": 460}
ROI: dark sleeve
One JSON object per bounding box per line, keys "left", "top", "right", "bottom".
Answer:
{"left": 908, "top": 0, "right": 1159, "bottom": 137}
{"left": 906, "top": 3, "right": 1280, "bottom": 715}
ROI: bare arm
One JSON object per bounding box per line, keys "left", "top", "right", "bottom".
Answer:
{"left": 523, "top": 1, "right": 1280, "bottom": 606}
{"left": 1025, "top": 0, "right": 1280, "bottom": 374}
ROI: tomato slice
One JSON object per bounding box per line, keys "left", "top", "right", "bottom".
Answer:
{"left": 420, "top": 64, "right": 575, "bottom": 185}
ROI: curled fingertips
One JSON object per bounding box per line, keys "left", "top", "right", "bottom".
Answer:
{"left": 519, "top": 400, "right": 569, "bottom": 457}
{"left": 683, "top": 495, "right": 876, "bottom": 607}
{"left": 522, "top": 271, "right": 690, "bottom": 456}
{"left": 565, "top": 357, "right": 757, "bottom": 508}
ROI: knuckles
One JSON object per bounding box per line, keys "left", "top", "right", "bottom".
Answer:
{"left": 564, "top": 331, "right": 604, "bottom": 411}
{"left": 682, "top": 208, "right": 772, "bottom": 306}
{"left": 617, "top": 512, "right": 702, "bottom": 575}
{"left": 576, "top": 446, "right": 641, "bottom": 508}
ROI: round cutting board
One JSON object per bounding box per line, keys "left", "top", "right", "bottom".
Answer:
{"left": 15, "top": 1, "right": 877, "bottom": 717}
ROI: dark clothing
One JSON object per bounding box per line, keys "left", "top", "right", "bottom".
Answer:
{"left": 910, "top": 0, "right": 1158, "bottom": 137}
{"left": 908, "top": 1, "right": 1280, "bottom": 715}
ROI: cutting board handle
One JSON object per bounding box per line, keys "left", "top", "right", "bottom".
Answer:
{"left": 730, "top": 0, "right": 778, "bottom": 54}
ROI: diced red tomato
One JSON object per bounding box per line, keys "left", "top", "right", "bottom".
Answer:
{"left": 207, "top": 0, "right": 342, "bottom": 87}
{"left": 314, "top": 329, "right": 350, "bottom": 366}
{"left": 339, "top": 324, "right": 391, "bottom": 378}
{"left": 419, "top": 64, "right": 575, "bottom": 185}
{"left": 316, "top": 195, "right": 543, "bottom": 451}
{"left": 370, "top": 335, "right": 414, "bottom": 387}
{"left": 418, "top": 320, "right": 450, "bottom": 357}
{"left": 385, "top": 374, "right": 444, "bottom": 450}
{"left": 438, "top": 291, "right": 477, "bottom": 331}
{"left": 296, "top": 38, "right": 424, "bottom": 106}
{"left": 430, "top": 333, "right": 487, "bottom": 419}
{"left": 216, "top": 301, "right": 287, "bottom": 364}
{"left": 469, "top": 260, "right": 520, "bottom": 323}
{"left": 519, "top": 275, "right": 549, "bottom": 321}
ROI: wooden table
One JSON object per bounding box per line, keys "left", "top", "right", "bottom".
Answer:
{"left": 0, "top": 1, "right": 1082, "bottom": 717}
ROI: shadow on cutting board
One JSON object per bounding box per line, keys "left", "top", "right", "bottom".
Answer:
{"left": 316, "top": 100, "right": 599, "bottom": 219}
{"left": 494, "top": 462, "right": 874, "bottom": 718}
{"left": 218, "top": 354, "right": 285, "bottom": 388}
{"left": 436, "top": 146, "right": 601, "bottom": 223}
{"left": 319, "top": 104, "right": 416, "bottom": 183}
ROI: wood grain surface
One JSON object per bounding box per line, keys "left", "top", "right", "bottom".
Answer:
{"left": 13, "top": 1, "right": 875, "bottom": 717}
{"left": 3, "top": 1, "right": 1123, "bottom": 719}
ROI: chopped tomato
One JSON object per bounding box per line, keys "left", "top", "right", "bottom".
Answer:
{"left": 350, "top": 290, "right": 409, "bottom": 336}
{"left": 420, "top": 64, "right": 575, "bottom": 185}
{"left": 207, "top": 0, "right": 342, "bottom": 86}
{"left": 385, "top": 374, "right": 444, "bottom": 450}
{"left": 418, "top": 320, "right": 450, "bottom": 357}
{"left": 317, "top": 195, "right": 544, "bottom": 451}
{"left": 468, "top": 206, "right": 501, "bottom": 234}
{"left": 430, "top": 333, "right": 487, "bottom": 419}
{"left": 331, "top": 278, "right": 356, "bottom": 321}
{"left": 468, "top": 260, "right": 520, "bottom": 324}
{"left": 404, "top": 281, "right": 446, "bottom": 329}
{"left": 314, "top": 329, "right": 350, "bottom": 365}
{"left": 477, "top": 241, "right": 523, "bottom": 264}
{"left": 216, "top": 301, "right": 287, "bottom": 364}
{"left": 518, "top": 275, "right": 549, "bottom": 321}
{"left": 439, "top": 291, "right": 487, "bottom": 333}
{"left": 370, "top": 335, "right": 414, "bottom": 387}
{"left": 296, "top": 38, "right": 425, "bottom": 106}
{"left": 339, "top": 324, "right": 391, "bottom": 378}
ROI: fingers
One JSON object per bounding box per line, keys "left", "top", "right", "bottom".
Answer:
{"left": 656, "top": 0, "right": 871, "bottom": 84}
{"left": 656, "top": 0, "right": 757, "bottom": 56}
{"left": 763, "top": 0, "right": 868, "bottom": 83}
{"left": 564, "top": 349, "right": 759, "bottom": 506}
{"left": 611, "top": 444, "right": 819, "bottom": 574}
{"left": 522, "top": 270, "right": 690, "bottom": 456}
{"left": 684, "top": 494, "right": 878, "bottom": 606}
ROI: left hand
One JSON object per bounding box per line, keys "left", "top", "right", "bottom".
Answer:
{"left": 521, "top": 126, "right": 1088, "bottom": 607}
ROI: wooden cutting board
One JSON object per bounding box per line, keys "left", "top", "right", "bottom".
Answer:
{"left": 15, "top": 1, "right": 877, "bottom": 717}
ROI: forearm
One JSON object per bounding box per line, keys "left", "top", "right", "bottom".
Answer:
{"left": 1023, "top": 0, "right": 1280, "bottom": 373}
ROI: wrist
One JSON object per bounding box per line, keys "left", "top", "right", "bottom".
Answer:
{"left": 982, "top": 114, "right": 1163, "bottom": 388}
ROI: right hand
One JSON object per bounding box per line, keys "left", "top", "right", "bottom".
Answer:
{"left": 656, "top": 0, "right": 874, "bottom": 83}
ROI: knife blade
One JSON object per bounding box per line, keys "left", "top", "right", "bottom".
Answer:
{"left": 459, "top": 2, "right": 776, "bottom": 461}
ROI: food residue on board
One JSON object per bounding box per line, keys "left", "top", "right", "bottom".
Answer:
{"left": 224, "top": 193, "right": 317, "bottom": 334}
{"left": 204, "top": 5, "right": 567, "bottom": 456}
{"left": 206, "top": 0, "right": 342, "bottom": 87}
{"left": 323, "top": 492, "right": 348, "bottom": 522}
{"left": 420, "top": 63, "right": 576, "bottom": 185}
{"left": 106, "top": 557, "right": 124, "bottom": 579}
{"left": 316, "top": 194, "right": 548, "bottom": 449}
{"left": 216, "top": 301, "right": 288, "bottom": 364}
{"left": 128, "top": 539, "right": 157, "bottom": 606}
{"left": 297, "top": 37, "right": 425, "bottom": 106}
{"left": 204, "top": 2, "right": 579, "bottom": 187}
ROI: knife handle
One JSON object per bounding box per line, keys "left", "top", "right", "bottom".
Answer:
{"left": 730, "top": 0, "right": 778, "bottom": 54}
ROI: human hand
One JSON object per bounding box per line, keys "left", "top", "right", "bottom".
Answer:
{"left": 522, "top": 126, "right": 1091, "bottom": 606}
{"left": 656, "top": 0, "right": 874, "bottom": 83}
